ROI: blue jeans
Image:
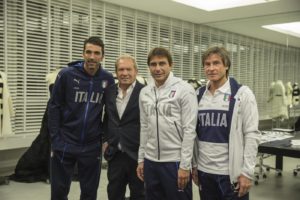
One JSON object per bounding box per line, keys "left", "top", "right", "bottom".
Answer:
{"left": 197, "top": 170, "right": 249, "bottom": 200}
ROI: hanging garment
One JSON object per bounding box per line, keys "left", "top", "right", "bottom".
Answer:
{"left": 9, "top": 70, "right": 61, "bottom": 182}
{"left": 295, "top": 117, "right": 300, "bottom": 131}
{"left": 0, "top": 71, "right": 15, "bottom": 136}
{"left": 285, "top": 82, "right": 293, "bottom": 108}
{"left": 46, "top": 69, "right": 61, "bottom": 92}
{"left": 267, "top": 81, "right": 275, "bottom": 103}
{"left": 136, "top": 75, "right": 147, "bottom": 85}
{"left": 9, "top": 106, "right": 50, "bottom": 182}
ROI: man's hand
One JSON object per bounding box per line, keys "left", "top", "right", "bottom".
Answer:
{"left": 102, "top": 142, "right": 108, "bottom": 153}
{"left": 178, "top": 168, "right": 190, "bottom": 190}
{"left": 236, "top": 174, "right": 252, "bottom": 197}
{"left": 136, "top": 162, "right": 144, "bottom": 181}
{"left": 191, "top": 167, "right": 199, "bottom": 186}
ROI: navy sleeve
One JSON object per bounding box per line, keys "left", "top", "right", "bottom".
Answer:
{"left": 48, "top": 70, "right": 66, "bottom": 141}
{"left": 101, "top": 74, "right": 114, "bottom": 142}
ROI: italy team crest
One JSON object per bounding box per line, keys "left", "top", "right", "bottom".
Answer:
{"left": 169, "top": 90, "right": 176, "bottom": 98}
{"left": 223, "top": 93, "right": 232, "bottom": 101}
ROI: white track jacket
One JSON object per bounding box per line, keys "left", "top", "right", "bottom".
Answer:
{"left": 195, "top": 82, "right": 261, "bottom": 183}
{"left": 138, "top": 72, "right": 198, "bottom": 170}
{"left": 227, "top": 85, "right": 261, "bottom": 182}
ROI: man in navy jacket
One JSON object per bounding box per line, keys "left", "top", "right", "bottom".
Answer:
{"left": 48, "top": 36, "right": 114, "bottom": 200}
{"left": 103, "top": 54, "right": 145, "bottom": 200}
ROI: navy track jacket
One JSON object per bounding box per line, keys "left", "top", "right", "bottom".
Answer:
{"left": 48, "top": 61, "right": 114, "bottom": 153}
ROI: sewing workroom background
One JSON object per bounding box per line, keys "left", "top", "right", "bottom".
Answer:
{"left": 0, "top": 0, "right": 299, "bottom": 199}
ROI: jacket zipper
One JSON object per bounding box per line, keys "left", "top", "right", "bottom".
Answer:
{"left": 80, "top": 78, "right": 93, "bottom": 144}
{"left": 174, "top": 121, "right": 183, "bottom": 142}
{"left": 236, "top": 98, "right": 240, "bottom": 131}
{"left": 154, "top": 88, "right": 160, "bottom": 160}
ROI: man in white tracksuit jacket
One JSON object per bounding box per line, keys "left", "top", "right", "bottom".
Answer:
{"left": 136, "top": 47, "right": 198, "bottom": 200}
{"left": 192, "top": 46, "right": 261, "bottom": 200}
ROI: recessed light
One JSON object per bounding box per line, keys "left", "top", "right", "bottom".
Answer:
{"left": 262, "top": 22, "right": 300, "bottom": 38}
{"left": 173, "top": 0, "right": 279, "bottom": 11}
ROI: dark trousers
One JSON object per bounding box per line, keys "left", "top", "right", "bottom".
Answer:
{"left": 107, "top": 151, "right": 145, "bottom": 200}
{"left": 144, "top": 159, "right": 192, "bottom": 200}
{"left": 50, "top": 149, "right": 101, "bottom": 200}
{"left": 197, "top": 170, "right": 249, "bottom": 200}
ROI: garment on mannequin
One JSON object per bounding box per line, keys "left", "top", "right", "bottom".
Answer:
{"left": 268, "top": 80, "right": 288, "bottom": 120}
{"left": 187, "top": 78, "right": 201, "bottom": 90}
{"left": 292, "top": 82, "right": 300, "bottom": 106}
{"left": 0, "top": 71, "right": 15, "bottom": 136}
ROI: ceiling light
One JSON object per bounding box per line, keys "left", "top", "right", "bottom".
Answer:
{"left": 172, "top": 0, "right": 279, "bottom": 11}
{"left": 262, "top": 22, "right": 300, "bottom": 38}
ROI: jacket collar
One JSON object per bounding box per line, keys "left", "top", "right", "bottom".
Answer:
{"left": 149, "top": 72, "right": 181, "bottom": 89}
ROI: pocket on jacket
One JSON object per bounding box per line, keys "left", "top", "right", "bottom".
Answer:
{"left": 174, "top": 121, "right": 183, "bottom": 142}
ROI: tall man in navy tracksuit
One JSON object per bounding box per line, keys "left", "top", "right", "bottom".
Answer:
{"left": 48, "top": 36, "right": 114, "bottom": 200}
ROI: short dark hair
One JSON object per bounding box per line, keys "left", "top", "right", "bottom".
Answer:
{"left": 147, "top": 47, "right": 173, "bottom": 66}
{"left": 83, "top": 36, "right": 105, "bottom": 55}
{"left": 202, "top": 46, "right": 231, "bottom": 76}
